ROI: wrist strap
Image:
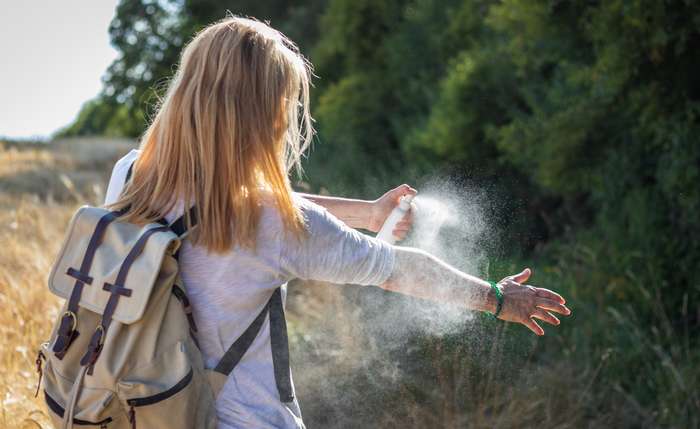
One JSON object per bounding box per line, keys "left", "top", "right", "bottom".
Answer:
{"left": 488, "top": 281, "right": 504, "bottom": 319}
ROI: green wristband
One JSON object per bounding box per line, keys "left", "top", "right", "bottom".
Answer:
{"left": 488, "top": 281, "right": 504, "bottom": 319}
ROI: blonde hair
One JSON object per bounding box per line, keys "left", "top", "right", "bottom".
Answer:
{"left": 107, "top": 15, "right": 315, "bottom": 252}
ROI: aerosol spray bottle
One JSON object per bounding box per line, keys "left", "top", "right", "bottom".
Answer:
{"left": 376, "top": 194, "right": 415, "bottom": 244}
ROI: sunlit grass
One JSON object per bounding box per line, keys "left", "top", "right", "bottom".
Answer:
{"left": 0, "top": 138, "right": 131, "bottom": 428}
{"left": 0, "top": 194, "right": 72, "bottom": 429}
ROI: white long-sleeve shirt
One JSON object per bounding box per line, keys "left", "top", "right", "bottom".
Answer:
{"left": 105, "top": 149, "right": 395, "bottom": 428}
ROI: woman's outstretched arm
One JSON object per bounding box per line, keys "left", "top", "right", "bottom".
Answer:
{"left": 297, "top": 194, "right": 373, "bottom": 230}
{"left": 298, "top": 184, "right": 417, "bottom": 238}
{"left": 381, "top": 246, "right": 571, "bottom": 335}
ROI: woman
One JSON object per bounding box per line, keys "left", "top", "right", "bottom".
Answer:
{"left": 105, "top": 15, "right": 571, "bottom": 429}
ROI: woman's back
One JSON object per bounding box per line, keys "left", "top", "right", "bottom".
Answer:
{"left": 105, "top": 149, "right": 395, "bottom": 428}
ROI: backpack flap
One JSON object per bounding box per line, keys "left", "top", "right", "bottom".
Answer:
{"left": 48, "top": 206, "right": 181, "bottom": 324}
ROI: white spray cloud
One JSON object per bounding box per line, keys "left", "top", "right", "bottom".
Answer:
{"left": 293, "top": 177, "right": 504, "bottom": 426}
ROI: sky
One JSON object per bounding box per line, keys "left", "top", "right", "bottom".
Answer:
{"left": 0, "top": 1, "right": 120, "bottom": 140}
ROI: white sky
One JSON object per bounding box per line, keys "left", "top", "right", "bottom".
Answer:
{"left": 0, "top": 1, "right": 120, "bottom": 140}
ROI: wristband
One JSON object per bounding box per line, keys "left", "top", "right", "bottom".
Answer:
{"left": 488, "top": 281, "right": 504, "bottom": 319}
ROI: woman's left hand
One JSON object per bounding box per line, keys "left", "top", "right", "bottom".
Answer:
{"left": 369, "top": 184, "right": 417, "bottom": 239}
{"left": 495, "top": 268, "right": 571, "bottom": 335}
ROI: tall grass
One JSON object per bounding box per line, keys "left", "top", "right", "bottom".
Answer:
{"left": 0, "top": 194, "right": 73, "bottom": 429}
{"left": 0, "top": 138, "right": 131, "bottom": 428}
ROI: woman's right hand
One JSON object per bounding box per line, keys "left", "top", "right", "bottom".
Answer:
{"left": 369, "top": 184, "right": 417, "bottom": 239}
{"left": 495, "top": 268, "right": 571, "bottom": 335}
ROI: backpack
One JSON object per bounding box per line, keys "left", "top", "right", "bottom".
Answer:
{"left": 35, "top": 162, "right": 294, "bottom": 428}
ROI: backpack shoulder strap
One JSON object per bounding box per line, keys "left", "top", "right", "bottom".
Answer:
{"left": 268, "top": 288, "right": 293, "bottom": 402}
{"left": 125, "top": 160, "right": 134, "bottom": 184}
{"left": 213, "top": 288, "right": 293, "bottom": 402}
{"left": 169, "top": 205, "right": 198, "bottom": 237}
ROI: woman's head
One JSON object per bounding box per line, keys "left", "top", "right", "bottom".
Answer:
{"left": 109, "top": 15, "right": 315, "bottom": 252}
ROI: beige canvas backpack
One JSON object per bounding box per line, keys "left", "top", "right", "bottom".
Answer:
{"left": 35, "top": 164, "right": 294, "bottom": 428}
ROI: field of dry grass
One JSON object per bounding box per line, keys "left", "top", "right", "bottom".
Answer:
{"left": 0, "top": 137, "right": 137, "bottom": 428}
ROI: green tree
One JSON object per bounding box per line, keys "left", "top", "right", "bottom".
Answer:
{"left": 63, "top": 0, "right": 327, "bottom": 138}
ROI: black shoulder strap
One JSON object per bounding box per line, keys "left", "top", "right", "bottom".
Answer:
{"left": 169, "top": 205, "right": 198, "bottom": 237}
{"left": 268, "top": 288, "right": 294, "bottom": 402}
{"left": 213, "top": 288, "right": 294, "bottom": 402}
{"left": 125, "top": 160, "right": 134, "bottom": 184}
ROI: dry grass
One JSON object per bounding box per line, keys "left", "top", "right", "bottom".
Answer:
{"left": 0, "top": 138, "right": 134, "bottom": 428}
{"left": 0, "top": 195, "right": 73, "bottom": 429}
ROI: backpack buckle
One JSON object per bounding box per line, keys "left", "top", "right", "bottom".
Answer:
{"left": 52, "top": 311, "right": 79, "bottom": 358}
{"left": 61, "top": 311, "right": 77, "bottom": 332}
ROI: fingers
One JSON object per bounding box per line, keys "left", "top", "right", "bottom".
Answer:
{"left": 393, "top": 221, "right": 412, "bottom": 234}
{"left": 511, "top": 267, "right": 531, "bottom": 284}
{"left": 399, "top": 209, "right": 414, "bottom": 225}
{"left": 532, "top": 287, "right": 566, "bottom": 304}
{"left": 531, "top": 309, "right": 560, "bottom": 326}
{"left": 536, "top": 298, "right": 571, "bottom": 316}
{"left": 396, "top": 183, "right": 418, "bottom": 198}
{"left": 395, "top": 220, "right": 412, "bottom": 230}
{"left": 392, "top": 225, "right": 410, "bottom": 240}
{"left": 522, "top": 317, "right": 544, "bottom": 336}
{"left": 388, "top": 184, "right": 418, "bottom": 204}
{"left": 392, "top": 203, "right": 415, "bottom": 241}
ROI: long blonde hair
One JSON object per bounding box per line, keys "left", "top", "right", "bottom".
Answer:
{"left": 107, "top": 15, "right": 315, "bottom": 252}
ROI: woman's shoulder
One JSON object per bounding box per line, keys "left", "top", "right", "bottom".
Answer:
{"left": 115, "top": 148, "right": 141, "bottom": 170}
{"left": 111, "top": 148, "right": 141, "bottom": 180}
{"left": 256, "top": 192, "right": 339, "bottom": 241}
{"left": 291, "top": 192, "right": 326, "bottom": 215}
{"left": 290, "top": 192, "right": 340, "bottom": 229}
{"left": 104, "top": 148, "right": 141, "bottom": 205}
{"left": 260, "top": 191, "right": 328, "bottom": 218}
{"left": 290, "top": 192, "right": 355, "bottom": 237}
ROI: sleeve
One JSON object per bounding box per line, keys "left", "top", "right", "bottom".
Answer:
{"left": 104, "top": 149, "right": 140, "bottom": 205}
{"left": 279, "top": 194, "right": 396, "bottom": 286}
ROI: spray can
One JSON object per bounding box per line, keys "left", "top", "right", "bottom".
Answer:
{"left": 376, "top": 194, "right": 415, "bottom": 244}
